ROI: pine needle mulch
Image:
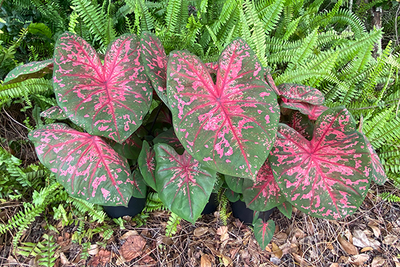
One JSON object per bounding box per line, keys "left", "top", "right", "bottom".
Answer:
{"left": 1, "top": 183, "right": 400, "bottom": 267}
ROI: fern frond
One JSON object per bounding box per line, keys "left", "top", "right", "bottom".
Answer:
{"left": 68, "top": 196, "right": 106, "bottom": 223}
{"left": 165, "top": 0, "right": 188, "bottom": 35}
{"left": 71, "top": 0, "right": 107, "bottom": 46}
{"left": 0, "top": 78, "right": 52, "bottom": 106}
{"left": 287, "top": 28, "right": 318, "bottom": 70}
{"left": 330, "top": 9, "right": 366, "bottom": 38}
{"left": 379, "top": 192, "right": 400, "bottom": 203}
{"left": 256, "top": 0, "right": 284, "bottom": 35}
{"left": 310, "top": 0, "right": 343, "bottom": 29}
{"left": 369, "top": 115, "right": 400, "bottom": 149}
{"left": 165, "top": 212, "right": 181, "bottom": 237}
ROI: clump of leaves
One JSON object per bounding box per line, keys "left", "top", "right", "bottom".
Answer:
{"left": 5, "top": 31, "right": 386, "bottom": 250}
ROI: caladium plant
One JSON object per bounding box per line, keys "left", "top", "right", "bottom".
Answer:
{"left": 9, "top": 31, "right": 385, "bottom": 250}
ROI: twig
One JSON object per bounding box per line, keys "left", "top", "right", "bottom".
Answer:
{"left": 2, "top": 107, "right": 29, "bottom": 131}
{"left": 396, "top": 4, "right": 400, "bottom": 46}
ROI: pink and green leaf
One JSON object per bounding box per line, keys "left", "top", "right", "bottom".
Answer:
{"left": 140, "top": 32, "right": 169, "bottom": 108}
{"left": 243, "top": 159, "right": 286, "bottom": 211}
{"left": 154, "top": 143, "right": 217, "bottom": 223}
{"left": 225, "top": 175, "right": 244, "bottom": 194}
{"left": 28, "top": 123, "right": 132, "bottom": 206}
{"left": 277, "top": 201, "right": 292, "bottom": 219}
{"left": 53, "top": 32, "right": 152, "bottom": 144}
{"left": 4, "top": 59, "right": 53, "bottom": 85}
{"left": 278, "top": 84, "right": 324, "bottom": 105}
{"left": 269, "top": 107, "right": 371, "bottom": 219}
{"left": 167, "top": 38, "right": 279, "bottom": 179}
{"left": 281, "top": 101, "right": 328, "bottom": 120}
{"left": 131, "top": 168, "right": 147, "bottom": 198}
{"left": 287, "top": 111, "right": 313, "bottom": 140}
{"left": 205, "top": 62, "right": 218, "bottom": 74}
{"left": 153, "top": 128, "right": 184, "bottom": 155}
{"left": 40, "top": 106, "right": 68, "bottom": 120}
{"left": 138, "top": 141, "right": 156, "bottom": 190}
{"left": 253, "top": 219, "right": 275, "bottom": 250}
{"left": 109, "top": 133, "right": 143, "bottom": 160}
{"left": 362, "top": 134, "right": 387, "bottom": 185}
{"left": 264, "top": 67, "right": 280, "bottom": 95}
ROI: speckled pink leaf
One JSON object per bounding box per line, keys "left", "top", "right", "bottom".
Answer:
{"left": 281, "top": 101, "right": 328, "bottom": 120}
{"left": 40, "top": 106, "right": 68, "bottom": 120}
{"left": 131, "top": 168, "right": 147, "bottom": 198}
{"left": 205, "top": 62, "right": 218, "bottom": 74}
{"left": 287, "top": 111, "right": 313, "bottom": 140}
{"left": 28, "top": 123, "right": 132, "bottom": 206}
{"left": 138, "top": 141, "right": 156, "bottom": 190}
{"left": 109, "top": 133, "right": 142, "bottom": 160}
{"left": 154, "top": 143, "right": 217, "bottom": 223}
{"left": 269, "top": 107, "right": 371, "bottom": 219}
{"left": 278, "top": 84, "right": 324, "bottom": 105}
{"left": 243, "top": 159, "right": 286, "bottom": 211}
{"left": 167, "top": 38, "right": 279, "bottom": 179}
{"left": 254, "top": 219, "right": 275, "bottom": 249}
{"left": 53, "top": 32, "right": 152, "bottom": 144}
{"left": 277, "top": 201, "right": 292, "bottom": 219}
{"left": 264, "top": 67, "right": 280, "bottom": 95}
{"left": 140, "top": 32, "right": 169, "bottom": 108}
{"left": 362, "top": 134, "right": 387, "bottom": 185}
{"left": 153, "top": 128, "right": 184, "bottom": 154}
{"left": 4, "top": 59, "right": 53, "bottom": 84}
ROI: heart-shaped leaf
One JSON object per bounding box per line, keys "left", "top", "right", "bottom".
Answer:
{"left": 140, "top": 32, "right": 169, "bottom": 108}
{"left": 153, "top": 128, "right": 184, "bottom": 155}
{"left": 28, "top": 123, "right": 132, "bottom": 206}
{"left": 154, "top": 143, "right": 217, "bottom": 223}
{"left": 225, "top": 175, "right": 245, "bottom": 194}
{"left": 277, "top": 201, "right": 292, "bottom": 219}
{"left": 281, "top": 102, "right": 328, "bottom": 120}
{"left": 278, "top": 84, "right": 324, "bottom": 105}
{"left": 362, "top": 134, "right": 387, "bottom": 185}
{"left": 40, "top": 106, "right": 68, "bottom": 120}
{"left": 109, "top": 133, "right": 143, "bottom": 160}
{"left": 167, "top": 38, "right": 279, "bottom": 179}
{"left": 225, "top": 189, "right": 240, "bottom": 202}
{"left": 243, "top": 159, "right": 286, "bottom": 211}
{"left": 53, "top": 32, "right": 152, "bottom": 144}
{"left": 287, "top": 111, "right": 313, "bottom": 140}
{"left": 253, "top": 219, "right": 275, "bottom": 250}
{"left": 269, "top": 107, "right": 371, "bottom": 219}
{"left": 264, "top": 67, "right": 280, "bottom": 95}
{"left": 4, "top": 59, "right": 53, "bottom": 84}
{"left": 138, "top": 140, "right": 156, "bottom": 190}
{"left": 132, "top": 168, "right": 147, "bottom": 198}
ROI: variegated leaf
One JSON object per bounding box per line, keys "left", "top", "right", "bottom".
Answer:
{"left": 140, "top": 32, "right": 169, "bottom": 108}
{"left": 4, "top": 59, "right": 53, "bottom": 84}
{"left": 277, "top": 201, "right": 292, "bottom": 219}
{"left": 269, "top": 107, "right": 371, "bottom": 219}
{"left": 264, "top": 67, "right": 280, "bottom": 95}
{"left": 278, "top": 83, "right": 324, "bottom": 105}
{"left": 281, "top": 101, "right": 328, "bottom": 120}
{"left": 53, "top": 32, "right": 152, "bottom": 144}
{"left": 254, "top": 219, "right": 275, "bottom": 250}
{"left": 362, "top": 133, "right": 387, "bottom": 185}
{"left": 154, "top": 143, "right": 217, "bottom": 223}
{"left": 40, "top": 106, "right": 68, "bottom": 120}
{"left": 28, "top": 123, "right": 132, "bottom": 206}
{"left": 132, "top": 168, "right": 147, "bottom": 198}
{"left": 225, "top": 175, "right": 245, "bottom": 194}
{"left": 243, "top": 159, "right": 286, "bottom": 211}
{"left": 138, "top": 141, "right": 156, "bottom": 190}
{"left": 153, "top": 128, "right": 184, "bottom": 155}
{"left": 167, "top": 38, "right": 279, "bottom": 179}
{"left": 109, "top": 133, "right": 142, "bottom": 160}
{"left": 288, "top": 111, "right": 313, "bottom": 140}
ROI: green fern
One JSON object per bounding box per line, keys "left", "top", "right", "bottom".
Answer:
{"left": 166, "top": 212, "right": 181, "bottom": 237}
{"left": 68, "top": 196, "right": 106, "bottom": 223}
{"left": 379, "top": 192, "right": 400, "bottom": 203}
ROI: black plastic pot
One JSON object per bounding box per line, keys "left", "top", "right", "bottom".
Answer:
{"left": 202, "top": 193, "right": 218, "bottom": 215}
{"left": 231, "top": 199, "right": 274, "bottom": 224}
{"left": 103, "top": 196, "right": 146, "bottom": 218}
